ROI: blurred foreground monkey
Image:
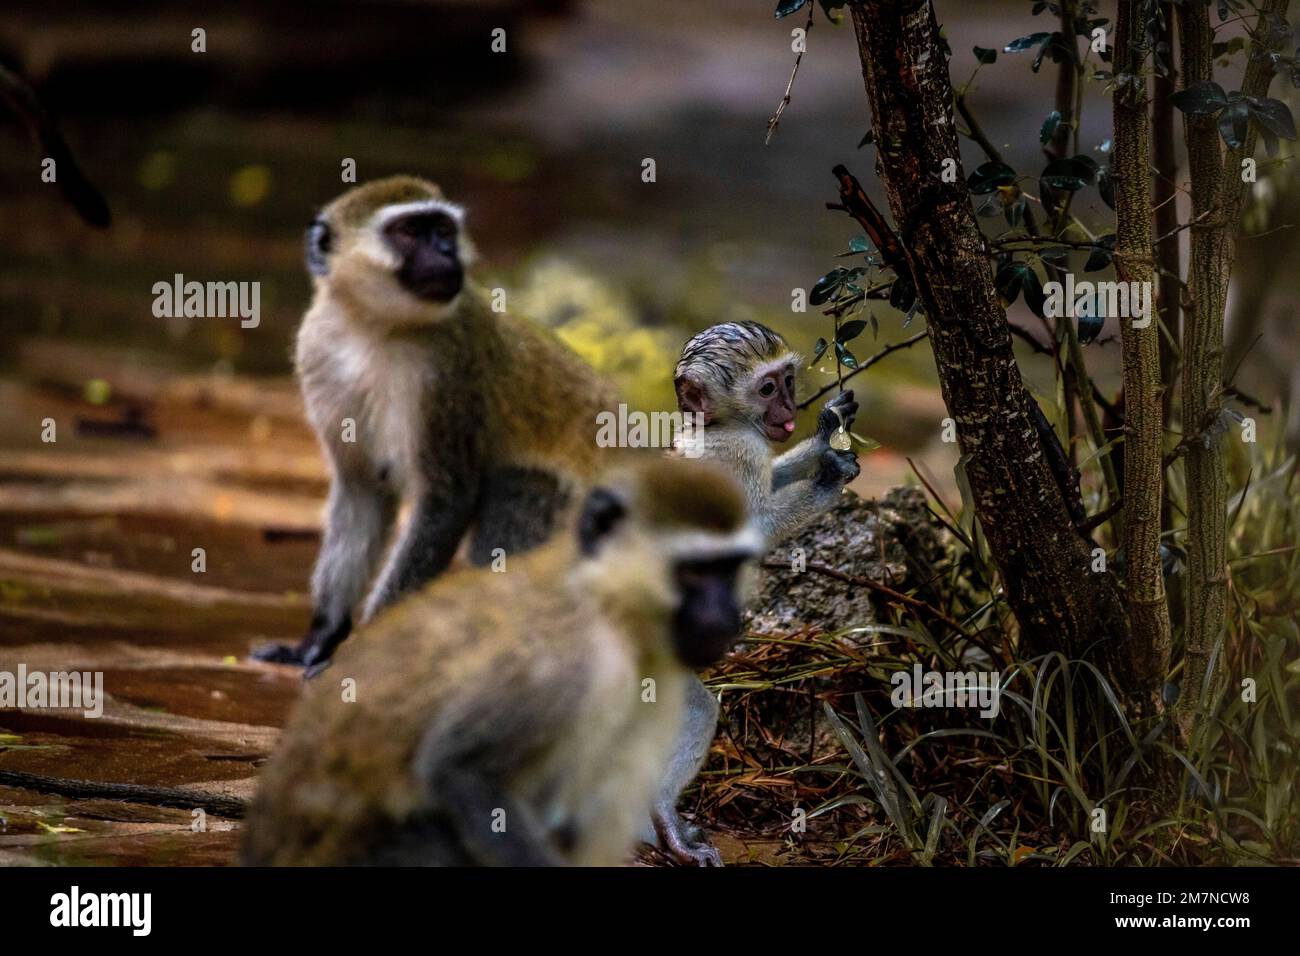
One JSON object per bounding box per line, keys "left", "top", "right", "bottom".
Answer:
{"left": 242, "top": 458, "right": 762, "bottom": 866}
{"left": 253, "top": 176, "right": 617, "bottom": 669}
{"left": 673, "top": 320, "right": 860, "bottom": 544}
{"left": 647, "top": 320, "right": 859, "bottom": 865}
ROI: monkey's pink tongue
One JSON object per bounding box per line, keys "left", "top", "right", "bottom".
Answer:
{"left": 783, "top": 421, "right": 796, "bottom": 433}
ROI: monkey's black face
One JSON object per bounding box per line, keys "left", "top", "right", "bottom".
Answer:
{"left": 671, "top": 554, "right": 747, "bottom": 668}
{"left": 384, "top": 211, "right": 464, "bottom": 303}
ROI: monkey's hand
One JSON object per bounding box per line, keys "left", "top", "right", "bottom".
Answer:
{"left": 251, "top": 612, "right": 352, "bottom": 670}
{"left": 815, "top": 447, "right": 860, "bottom": 489}
{"left": 815, "top": 389, "right": 859, "bottom": 442}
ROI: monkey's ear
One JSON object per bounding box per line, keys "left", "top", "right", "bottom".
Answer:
{"left": 305, "top": 218, "right": 332, "bottom": 276}
{"left": 578, "top": 487, "right": 627, "bottom": 556}
{"left": 674, "top": 375, "right": 713, "bottom": 420}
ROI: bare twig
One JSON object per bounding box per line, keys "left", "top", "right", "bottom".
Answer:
{"left": 798, "top": 329, "right": 929, "bottom": 409}
{"left": 765, "top": 5, "right": 816, "bottom": 145}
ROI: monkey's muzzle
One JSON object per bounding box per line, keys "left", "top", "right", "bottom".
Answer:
{"left": 671, "top": 560, "right": 746, "bottom": 668}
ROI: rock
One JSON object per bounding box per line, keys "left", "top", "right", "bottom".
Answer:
{"left": 746, "top": 486, "right": 948, "bottom": 641}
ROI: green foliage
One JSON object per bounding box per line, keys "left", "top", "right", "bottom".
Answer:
{"left": 1170, "top": 81, "right": 1297, "bottom": 153}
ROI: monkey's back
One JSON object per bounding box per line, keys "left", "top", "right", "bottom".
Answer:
{"left": 467, "top": 287, "right": 619, "bottom": 480}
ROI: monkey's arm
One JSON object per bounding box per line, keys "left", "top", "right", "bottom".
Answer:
{"left": 770, "top": 438, "right": 822, "bottom": 489}
{"left": 253, "top": 472, "right": 396, "bottom": 666}
{"left": 361, "top": 482, "right": 477, "bottom": 622}
{"left": 432, "top": 767, "right": 565, "bottom": 867}
{"left": 771, "top": 390, "right": 858, "bottom": 491}
{"left": 414, "top": 667, "right": 576, "bottom": 867}
{"left": 757, "top": 448, "right": 860, "bottom": 544}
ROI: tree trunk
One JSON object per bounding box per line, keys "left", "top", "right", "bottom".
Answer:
{"left": 843, "top": 0, "right": 1133, "bottom": 689}
{"left": 1152, "top": 3, "right": 1181, "bottom": 425}
{"left": 1112, "top": 1, "right": 1173, "bottom": 711}
{"left": 1175, "top": 0, "right": 1288, "bottom": 738}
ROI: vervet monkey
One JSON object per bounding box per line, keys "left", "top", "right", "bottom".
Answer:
{"left": 242, "top": 458, "right": 763, "bottom": 867}
{"left": 651, "top": 320, "right": 860, "bottom": 866}
{"left": 673, "top": 320, "right": 860, "bottom": 544}
{"left": 254, "top": 176, "right": 617, "bottom": 669}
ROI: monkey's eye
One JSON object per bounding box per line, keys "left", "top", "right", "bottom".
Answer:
{"left": 305, "top": 219, "right": 332, "bottom": 276}
{"left": 759, "top": 381, "right": 777, "bottom": 397}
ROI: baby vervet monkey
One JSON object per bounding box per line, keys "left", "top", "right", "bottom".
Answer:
{"left": 648, "top": 320, "right": 859, "bottom": 866}
{"left": 672, "top": 320, "right": 860, "bottom": 545}
{"left": 254, "top": 176, "right": 618, "bottom": 669}
{"left": 241, "top": 457, "right": 763, "bottom": 867}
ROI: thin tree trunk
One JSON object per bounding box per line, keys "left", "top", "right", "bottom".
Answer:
{"left": 1152, "top": 3, "right": 1181, "bottom": 425}
{"left": 1113, "top": 0, "right": 1172, "bottom": 712}
{"left": 1175, "top": 0, "right": 1288, "bottom": 739}
{"left": 1152, "top": 2, "right": 1182, "bottom": 586}
{"left": 843, "top": 0, "right": 1132, "bottom": 689}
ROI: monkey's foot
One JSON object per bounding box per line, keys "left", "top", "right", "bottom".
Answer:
{"left": 653, "top": 813, "right": 723, "bottom": 867}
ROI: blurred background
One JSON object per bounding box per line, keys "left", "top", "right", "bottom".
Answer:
{"left": 0, "top": 0, "right": 1157, "bottom": 501}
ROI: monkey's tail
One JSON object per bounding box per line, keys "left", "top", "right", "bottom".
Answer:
{"left": 0, "top": 769, "right": 247, "bottom": 819}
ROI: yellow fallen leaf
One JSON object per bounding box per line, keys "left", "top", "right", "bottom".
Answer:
{"left": 37, "top": 822, "right": 85, "bottom": 834}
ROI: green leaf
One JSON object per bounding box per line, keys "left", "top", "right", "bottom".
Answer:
{"left": 1031, "top": 33, "right": 1070, "bottom": 73}
{"left": 810, "top": 268, "right": 847, "bottom": 305}
{"left": 1040, "top": 156, "right": 1095, "bottom": 191}
{"left": 1005, "top": 194, "right": 1026, "bottom": 227}
{"left": 810, "top": 337, "right": 829, "bottom": 366}
{"left": 967, "top": 161, "right": 1017, "bottom": 194}
{"left": 774, "top": 0, "right": 810, "bottom": 18}
{"left": 1169, "top": 80, "right": 1229, "bottom": 115}
{"left": 837, "top": 318, "right": 868, "bottom": 343}
{"left": 995, "top": 262, "right": 1028, "bottom": 304}
{"left": 1084, "top": 235, "right": 1116, "bottom": 273}
{"left": 1069, "top": 153, "right": 1100, "bottom": 178}
{"left": 835, "top": 342, "right": 859, "bottom": 369}
{"left": 1097, "top": 165, "right": 1116, "bottom": 208}
{"left": 889, "top": 273, "right": 916, "bottom": 313}
{"left": 973, "top": 46, "right": 998, "bottom": 64}
{"left": 1246, "top": 96, "right": 1297, "bottom": 140}
{"left": 1218, "top": 98, "right": 1249, "bottom": 149}
{"left": 848, "top": 234, "right": 873, "bottom": 253}
{"left": 1040, "top": 110, "right": 1062, "bottom": 145}
{"left": 1003, "top": 32, "right": 1052, "bottom": 53}
{"left": 1078, "top": 309, "right": 1104, "bottom": 345}
{"left": 1022, "top": 266, "right": 1046, "bottom": 318}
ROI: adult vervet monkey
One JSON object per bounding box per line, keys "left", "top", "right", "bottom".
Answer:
{"left": 253, "top": 176, "right": 618, "bottom": 670}
{"left": 242, "top": 458, "right": 764, "bottom": 867}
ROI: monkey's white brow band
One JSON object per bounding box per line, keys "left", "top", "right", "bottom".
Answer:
{"left": 671, "top": 526, "right": 766, "bottom": 560}
{"left": 374, "top": 199, "right": 466, "bottom": 230}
